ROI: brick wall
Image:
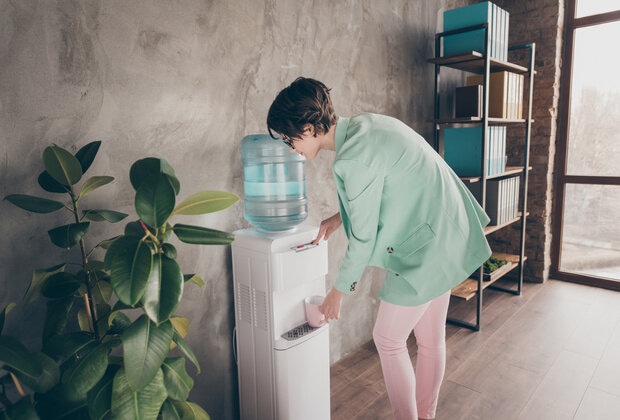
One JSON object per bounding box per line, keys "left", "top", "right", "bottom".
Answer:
{"left": 491, "top": 0, "right": 564, "bottom": 283}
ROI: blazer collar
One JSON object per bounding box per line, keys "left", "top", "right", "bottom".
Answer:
{"left": 334, "top": 116, "right": 350, "bottom": 154}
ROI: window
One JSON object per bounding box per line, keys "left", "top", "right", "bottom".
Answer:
{"left": 553, "top": 1, "right": 620, "bottom": 289}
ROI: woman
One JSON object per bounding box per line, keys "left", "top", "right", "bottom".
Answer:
{"left": 267, "top": 77, "right": 491, "bottom": 420}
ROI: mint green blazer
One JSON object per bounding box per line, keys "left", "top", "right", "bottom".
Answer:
{"left": 332, "top": 114, "right": 492, "bottom": 306}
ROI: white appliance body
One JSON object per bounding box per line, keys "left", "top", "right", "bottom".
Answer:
{"left": 232, "top": 225, "right": 330, "bottom": 420}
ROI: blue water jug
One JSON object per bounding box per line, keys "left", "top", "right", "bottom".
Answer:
{"left": 241, "top": 134, "right": 308, "bottom": 232}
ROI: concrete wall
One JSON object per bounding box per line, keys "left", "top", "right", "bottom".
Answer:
{"left": 0, "top": 0, "right": 472, "bottom": 418}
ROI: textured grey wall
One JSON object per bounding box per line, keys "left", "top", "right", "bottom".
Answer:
{"left": 0, "top": 0, "right": 468, "bottom": 418}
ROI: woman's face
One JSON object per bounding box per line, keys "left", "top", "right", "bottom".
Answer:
{"left": 284, "top": 126, "right": 321, "bottom": 160}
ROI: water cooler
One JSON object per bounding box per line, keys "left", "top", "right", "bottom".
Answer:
{"left": 232, "top": 225, "right": 331, "bottom": 420}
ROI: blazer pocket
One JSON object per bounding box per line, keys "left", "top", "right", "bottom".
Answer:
{"left": 396, "top": 223, "right": 436, "bottom": 257}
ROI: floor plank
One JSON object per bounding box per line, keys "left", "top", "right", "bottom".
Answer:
{"left": 330, "top": 279, "right": 620, "bottom": 419}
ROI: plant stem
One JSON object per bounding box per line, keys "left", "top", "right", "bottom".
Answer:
{"left": 70, "top": 190, "right": 100, "bottom": 340}
{"left": 9, "top": 372, "right": 25, "bottom": 398}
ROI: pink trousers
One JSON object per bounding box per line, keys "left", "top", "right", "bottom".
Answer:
{"left": 372, "top": 291, "right": 451, "bottom": 420}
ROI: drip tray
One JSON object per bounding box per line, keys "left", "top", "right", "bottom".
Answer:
{"left": 281, "top": 322, "right": 319, "bottom": 341}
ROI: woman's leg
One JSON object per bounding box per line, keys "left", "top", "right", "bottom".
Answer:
{"left": 413, "top": 291, "right": 451, "bottom": 419}
{"left": 372, "top": 291, "right": 451, "bottom": 420}
{"left": 373, "top": 299, "right": 429, "bottom": 419}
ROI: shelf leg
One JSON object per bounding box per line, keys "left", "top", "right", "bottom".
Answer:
{"left": 447, "top": 267, "right": 483, "bottom": 331}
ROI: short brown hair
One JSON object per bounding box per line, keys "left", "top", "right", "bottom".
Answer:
{"left": 267, "top": 77, "right": 338, "bottom": 140}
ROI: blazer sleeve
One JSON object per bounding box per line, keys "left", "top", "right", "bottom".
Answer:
{"left": 333, "top": 159, "right": 384, "bottom": 294}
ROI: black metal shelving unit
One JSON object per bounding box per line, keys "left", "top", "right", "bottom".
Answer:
{"left": 429, "top": 23, "right": 536, "bottom": 331}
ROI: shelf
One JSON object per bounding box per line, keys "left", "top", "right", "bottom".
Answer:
{"left": 451, "top": 253, "right": 526, "bottom": 300}
{"left": 431, "top": 38, "right": 535, "bottom": 330}
{"left": 484, "top": 212, "right": 528, "bottom": 235}
{"left": 460, "top": 166, "right": 526, "bottom": 184}
{"left": 428, "top": 51, "right": 529, "bottom": 74}
{"left": 431, "top": 117, "right": 531, "bottom": 125}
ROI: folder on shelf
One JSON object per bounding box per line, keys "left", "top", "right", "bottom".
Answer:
{"left": 442, "top": 1, "right": 509, "bottom": 60}
{"left": 483, "top": 176, "right": 520, "bottom": 225}
{"left": 443, "top": 126, "right": 506, "bottom": 177}
{"left": 455, "top": 85, "right": 483, "bottom": 118}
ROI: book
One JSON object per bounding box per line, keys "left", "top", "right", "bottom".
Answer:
{"left": 483, "top": 175, "right": 520, "bottom": 225}
{"left": 485, "top": 178, "right": 501, "bottom": 225}
{"left": 455, "top": 85, "right": 483, "bottom": 118}
{"left": 515, "top": 74, "right": 525, "bottom": 119}
{"left": 498, "top": 126, "right": 506, "bottom": 173}
{"left": 502, "top": 7, "right": 510, "bottom": 61}
{"left": 467, "top": 71, "right": 509, "bottom": 118}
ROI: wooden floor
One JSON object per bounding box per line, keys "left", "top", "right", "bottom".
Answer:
{"left": 330, "top": 279, "right": 620, "bottom": 419}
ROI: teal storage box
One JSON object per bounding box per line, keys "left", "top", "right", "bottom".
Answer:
{"left": 443, "top": 126, "right": 506, "bottom": 177}
{"left": 443, "top": 1, "right": 509, "bottom": 60}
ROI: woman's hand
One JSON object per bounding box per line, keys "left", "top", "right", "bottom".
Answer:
{"left": 312, "top": 212, "right": 342, "bottom": 244}
{"left": 320, "top": 288, "right": 344, "bottom": 322}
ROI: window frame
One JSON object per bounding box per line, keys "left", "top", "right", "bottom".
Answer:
{"left": 552, "top": 0, "right": 620, "bottom": 290}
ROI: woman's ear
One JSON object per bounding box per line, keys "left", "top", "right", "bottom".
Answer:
{"left": 302, "top": 124, "right": 315, "bottom": 137}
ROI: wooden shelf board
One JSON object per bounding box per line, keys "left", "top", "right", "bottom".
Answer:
{"left": 460, "top": 166, "right": 526, "bottom": 183}
{"left": 428, "top": 51, "right": 529, "bottom": 74}
{"left": 432, "top": 117, "right": 529, "bottom": 125}
{"left": 484, "top": 212, "right": 529, "bottom": 235}
{"left": 451, "top": 253, "right": 526, "bottom": 300}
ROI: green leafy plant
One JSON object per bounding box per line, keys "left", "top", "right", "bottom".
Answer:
{"left": 483, "top": 255, "right": 508, "bottom": 274}
{"left": 1, "top": 141, "right": 238, "bottom": 419}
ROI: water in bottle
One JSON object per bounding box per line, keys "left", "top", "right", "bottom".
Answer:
{"left": 241, "top": 134, "right": 308, "bottom": 232}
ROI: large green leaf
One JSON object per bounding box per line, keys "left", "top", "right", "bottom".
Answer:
{"left": 160, "top": 400, "right": 182, "bottom": 419}
{"left": 48, "top": 222, "right": 90, "bottom": 248}
{"left": 170, "top": 316, "right": 189, "bottom": 339}
{"left": 87, "top": 364, "right": 120, "bottom": 420}
{"left": 161, "top": 357, "right": 193, "bottom": 401}
{"left": 74, "top": 141, "right": 101, "bottom": 174}
{"left": 173, "top": 224, "right": 235, "bottom": 245}
{"left": 172, "top": 191, "right": 239, "bottom": 216}
{"left": 111, "top": 367, "right": 167, "bottom": 420}
{"left": 13, "top": 351, "right": 60, "bottom": 394}
{"left": 42, "top": 297, "right": 74, "bottom": 348}
{"left": 105, "top": 236, "right": 153, "bottom": 306}
{"left": 62, "top": 343, "right": 110, "bottom": 399}
{"left": 162, "top": 243, "right": 177, "bottom": 259}
{"left": 90, "top": 276, "right": 113, "bottom": 306}
{"left": 2, "top": 397, "right": 41, "bottom": 419}
{"left": 77, "top": 176, "right": 114, "bottom": 200}
{"left": 169, "top": 401, "right": 210, "bottom": 420}
{"left": 77, "top": 307, "right": 92, "bottom": 333}
{"left": 184, "top": 273, "right": 205, "bottom": 287}
{"left": 32, "top": 382, "right": 88, "bottom": 419}
{"left": 1, "top": 303, "right": 16, "bottom": 334}
{"left": 97, "top": 235, "right": 121, "bottom": 250}
{"left": 4, "top": 194, "right": 65, "bottom": 213}
{"left": 135, "top": 173, "right": 176, "bottom": 228}
{"left": 38, "top": 170, "right": 70, "bottom": 193}
{"left": 130, "top": 157, "right": 180, "bottom": 195}
{"left": 142, "top": 254, "right": 183, "bottom": 324}
{"left": 106, "top": 311, "right": 132, "bottom": 335}
{"left": 0, "top": 336, "right": 42, "bottom": 378}
{"left": 124, "top": 220, "right": 148, "bottom": 237}
{"left": 121, "top": 316, "right": 173, "bottom": 391}
{"left": 43, "top": 332, "right": 96, "bottom": 364}
{"left": 42, "top": 145, "right": 83, "bottom": 186}
{"left": 82, "top": 209, "right": 128, "bottom": 223}
{"left": 171, "top": 331, "right": 200, "bottom": 374}
{"left": 23, "top": 264, "right": 65, "bottom": 304}
{"left": 41, "top": 272, "right": 80, "bottom": 299}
